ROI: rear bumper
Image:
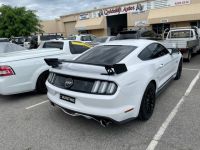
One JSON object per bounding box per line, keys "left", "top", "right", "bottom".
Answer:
{"left": 50, "top": 102, "right": 135, "bottom": 124}
{"left": 0, "top": 76, "right": 32, "bottom": 95}
{"left": 46, "top": 81, "right": 138, "bottom": 122}
{"left": 0, "top": 77, "right": 15, "bottom": 95}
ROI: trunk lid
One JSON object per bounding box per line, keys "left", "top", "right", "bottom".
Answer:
{"left": 0, "top": 48, "right": 63, "bottom": 63}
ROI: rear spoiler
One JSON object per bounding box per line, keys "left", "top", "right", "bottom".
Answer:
{"left": 44, "top": 58, "right": 127, "bottom": 75}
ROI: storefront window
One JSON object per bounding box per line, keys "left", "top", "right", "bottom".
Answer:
{"left": 190, "top": 21, "right": 200, "bottom": 28}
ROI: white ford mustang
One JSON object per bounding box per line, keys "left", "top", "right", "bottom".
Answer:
{"left": 45, "top": 39, "right": 182, "bottom": 126}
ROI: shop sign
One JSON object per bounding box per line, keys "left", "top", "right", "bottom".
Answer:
{"left": 160, "top": 19, "right": 169, "bottom": 23}
{"left": 103, "top": 2, "right": 147, "bottom": 16}
{"left": 79, "top": 13, "right": 90, "bottom": 20}
{"left": 168, "top": 0, "right": 190, "bottom": 6}
{"left": 91, "top": 10, "right": 104, "bottom": 18}
{"left": 135, "top": 20, "right": 148, "bottom": 27}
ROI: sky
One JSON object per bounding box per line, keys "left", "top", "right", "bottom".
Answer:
{"left": 0, "top": 0, "right": 138, "bottom": 20}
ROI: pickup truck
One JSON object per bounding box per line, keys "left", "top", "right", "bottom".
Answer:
{"left": 162, "top": 27, "right": 200, "bottom": 62}
{"left": 0, "top": 40, "right": 91, "bottom": 95}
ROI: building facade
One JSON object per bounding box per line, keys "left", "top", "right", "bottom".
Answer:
{"left": 41, "top": 0, "right": 200, "bottom": 37}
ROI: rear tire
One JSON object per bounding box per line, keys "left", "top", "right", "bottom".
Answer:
{"left": 138, "top": 82, "right": 156, "bottom": 121}
{"left": 186, "top": 50, "right": 192, "bottom": 62}
{"left": 174, "top": 59, "right": 182, "bottom": 80}
{"left": 36, "top": 71, "right": 49, "bottom": 94}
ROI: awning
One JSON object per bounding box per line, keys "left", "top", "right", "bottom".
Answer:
{"left": 75, "top": 17, "right": 105, "bottom": 30}
{"left": 148, "top": 3, "right": 200, "bottom": 24}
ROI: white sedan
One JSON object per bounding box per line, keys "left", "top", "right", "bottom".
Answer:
{"left": 45, "top": 39, "right": 182, "bottom": 126}
{"left": 0, "top": 40, "right": 91, "bottom": 95}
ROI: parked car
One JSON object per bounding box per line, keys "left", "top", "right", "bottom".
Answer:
{"left": 23, "top": 37, "right": 32, "bottom": 49}
{"left": 0, "top": 42, "right": 26, "bottom": 53}
{"left": 30, "top": 34, "right": 63, "bottom": 49}
{"left": 91, "top": 36, "right": 116, "bottom": 46}
{"left": 45, "top": 39, "right": 182, "bottom": 126}
{"left": 162, "top": 27, "right": 200, "bottom": 62}
{"left": 116, "top": 29, "right": 162, "bottom": 41}
{"left": 0, "top": 40, "right": 91, "bottom": 95}
{"left": 0, "top": 38, "right": 9, "bottom": 42}
{"left": 67, "top": 34, "right": 96, "bottom": 44}
{"left": 11, "top": 37, "right": 25, "bottom": 47}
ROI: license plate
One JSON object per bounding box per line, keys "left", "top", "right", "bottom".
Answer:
{"left": 60, "top": 94, "right": 75, "bottom": 104}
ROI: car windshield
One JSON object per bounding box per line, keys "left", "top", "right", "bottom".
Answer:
{"left": 75, "top": 45, "right": 137, "bottom": 65}
{"left": 170, "top": 30, "right": 192, "bottom": 38}
{"left": 42, "top": 42, "right": 64, "bottom": 49}
{"left": 94, "top": 37, "right": 108, "bottom": 43}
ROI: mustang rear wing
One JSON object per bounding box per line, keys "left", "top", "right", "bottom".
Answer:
{"left": 44, "top": 58, "right": 127, "bottom": 75}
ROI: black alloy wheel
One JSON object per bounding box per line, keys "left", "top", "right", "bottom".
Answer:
{"left": 138, "top": 82, "right": 156, "bottom": 121}
{"left": 174, "top": 59, "right": 182, "bottom": 80}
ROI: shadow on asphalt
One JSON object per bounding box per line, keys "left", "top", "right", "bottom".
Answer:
{"left": 0, "top": 91, "right": 46, "bottom": 102}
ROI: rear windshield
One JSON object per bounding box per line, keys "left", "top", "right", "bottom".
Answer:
{"left": 75, "top": 45, "right": 137, "bottom": 65}
{"left": 94, "top": 37, "right": 108, "bottom": 43}
{"left": 169, "top": 30, "right": 192, "bottom": 38}
{"left": 67, "top": 36, "right": 76, "bottom": 40}
{"left": 43, "top": 42, "right": 64, "bottom": 49}
{"left": 116, "top": 31, "right": 138, "bottom": 40}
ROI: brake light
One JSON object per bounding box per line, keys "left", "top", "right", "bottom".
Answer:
{"left": 91, "top": 81, "right": 117, "bottom": 95}
{"left": 0, "top": 66, "right": 15, "bottom": 76}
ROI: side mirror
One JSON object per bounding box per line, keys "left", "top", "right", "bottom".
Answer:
{"left": 168, "top": 48, "right": 179, "bottom": 55}
{"left": 168, "top": 49, "right": 173, "bottom": 55}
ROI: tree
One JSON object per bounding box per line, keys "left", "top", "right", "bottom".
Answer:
{"left": 0, "top": 5, "right": 42, "bottom": 38}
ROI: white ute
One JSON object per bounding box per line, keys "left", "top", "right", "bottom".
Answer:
{"left": 45, "top": 39, "right": 182, "bottom": 126}
{"left": 162, "top": 27, "right": 200, "bottom": 62}
{"left": 0, "top": 40, "right": 91, "bottom": 95}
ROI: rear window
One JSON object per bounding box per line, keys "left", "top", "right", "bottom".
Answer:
{"left": 81, "top": 36, "right": 91, "bottom": 41}
{"left": 169, "top": 30, "right": 192, "bottom": 38}
{"left": 116, "top": 31, "right": 138, "bottom": 40}
{"left": 67, "top": 36, "right": 76, "bottom": 40}
{"left": 69, "top": 41, "right": 91, "bottom": 54}
{"left": 0, "top": 43, "right": 26, "bottom": 53}
{"left": 141, "top": 31, "right": 156, "bottom": 38}
{"left": 43, "top": 42, "right": 64, "bottom": 49}
{"left": 75, "top": 45, "right": 137, "bottom": 65}
{"left": 94, "top": 37, "right": 108, "bottom": 43}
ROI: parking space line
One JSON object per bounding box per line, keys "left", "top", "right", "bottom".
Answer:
{"left": 25, "top": 100, "right": 49, "bottom": 110}
{"left": 183, "top": 68, "right": 200, "bottom": 71}
{"left": 146, "top": 71, "right": 200, "bottom": 150}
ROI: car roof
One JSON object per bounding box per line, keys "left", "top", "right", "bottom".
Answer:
{"left": 45, "top": 39, "right": 71, "bottom": 42}
{"left": 98, "top": 36, "right": 115, "bottom": 38}
{"left": 102, "top": 39, "right": 156, "bottom": 47}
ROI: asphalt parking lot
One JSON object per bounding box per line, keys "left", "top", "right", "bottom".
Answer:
{"left": 0, "top": 55, "right": 200, "bottom": 150}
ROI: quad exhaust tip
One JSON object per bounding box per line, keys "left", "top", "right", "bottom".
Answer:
{"left": 99, "top": 119, "right": 112, "bottom": 127}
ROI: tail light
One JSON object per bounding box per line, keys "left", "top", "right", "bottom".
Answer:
{"left": 48, "top": 72, "right": 56, "bottom": 83}
{"left": 91, "top": 81, "right": 117, "bottom": 95}
{"left": 0, "top": 66, "right": 15, "bottom": 76}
